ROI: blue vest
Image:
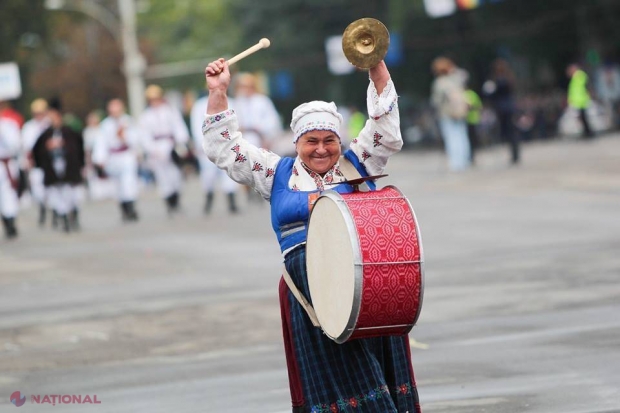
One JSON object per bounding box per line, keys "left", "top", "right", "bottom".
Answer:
{"left": 270, "top": 149, "right": 374, "bottom": 254}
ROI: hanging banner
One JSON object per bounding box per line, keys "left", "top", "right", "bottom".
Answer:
{"left": 325, "top": 35, "right": 355, "bottom": 75}
{"left": 0, "top": 62, "right": 22, "bottom": 101}
{"left": 423, "top": 0, "right": 456, "bottom": 18}
{"left": 456, "top": 0, "right": 480, "bottom": 10}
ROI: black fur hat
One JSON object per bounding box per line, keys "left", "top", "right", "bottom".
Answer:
{"left": 48, "top": 97, "right": 62, "bottom": 112}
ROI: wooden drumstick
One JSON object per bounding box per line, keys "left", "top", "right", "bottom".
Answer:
{"left": 227, "top": 38, "right": 271, "bottom": 66}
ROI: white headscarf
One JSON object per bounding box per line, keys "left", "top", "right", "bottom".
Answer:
{"left": 290, "top": 101, "right": 343, "bottom": 143}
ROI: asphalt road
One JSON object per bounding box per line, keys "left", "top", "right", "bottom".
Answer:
{"left": 1, "top": 134, "right": 619, "bottom": 412}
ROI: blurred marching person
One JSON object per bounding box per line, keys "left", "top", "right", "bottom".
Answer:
{"left": 204, "top": 57, "right": 421, "bottom": 413}
{"left": 431, "top": 56, "right": 471, "bottom": 171}
{"left": 566, "top": 63, "right": 594, "bottom": 139}
{"left": 83, "top": 110, "right": 103, "bottom": 161}
{"left": 0, "top": 116, "right": 22, "bottom": 239}
{"left": 138, "top": 84, "right": 190, "bottom": 216}
{"left": 0, "top": 100, "right": 25, "bottom": 128}
{"left": 595, "top": 62, "right": 620, "bottom": 129}
{"left": 92, "top": 99, "right": 140, "bottom": 222}
{"left": 190, "top": 91, "right": 239, "bottom": 214}
{"left": 230, "top": 73, "right": 282, "bottom": 202}
{"left": 32, "top": 98, "right": 85, "bottom": 233}
{"left": 82, "top": 109, "right": 107, "bottom": 200}
{"left": 483, "top": 58, "right": 520, "bottom": 163}
{"left": 21, "top": 98, "right": 50, "bottom": 226}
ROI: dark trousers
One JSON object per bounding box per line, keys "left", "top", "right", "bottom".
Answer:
{"left": 467, "top": 123, "right": 479, "bottom": 164}
{"left": 579, "top": 108, "right": 594, "bottom": 138}
{"left": 498, "top": 111, "right": 520, "bottom": 164}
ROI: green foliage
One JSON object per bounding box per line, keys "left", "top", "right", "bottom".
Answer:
{"left": 0, "top": 0, "right": 48, "bottom": 62}
{"left": 4, "top": 0, "right": 620, "bottom": 121}
{"left": 138, "top": 0, "right": 241, "bottom": 62}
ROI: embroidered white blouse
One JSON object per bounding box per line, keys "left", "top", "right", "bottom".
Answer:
{"left": 201, "top": 79, "right": 402, "bottom": 200}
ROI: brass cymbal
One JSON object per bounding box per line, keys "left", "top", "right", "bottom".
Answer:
{"left": 342, "top": 18, "right": 390, "bottom": 69}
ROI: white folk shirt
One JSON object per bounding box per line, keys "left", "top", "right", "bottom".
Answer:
{"left": 201, "top": 79, "right": 402, "bottom": 201}
{"left": 138, "top": 103, "right": 189, "bottom": 161}
{"left": 93, "top": 114, "right": 141, "bottom": 165}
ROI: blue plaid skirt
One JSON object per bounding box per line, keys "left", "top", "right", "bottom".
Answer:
{"left": 280, "top": 246, "right": 421, "bottom": 413}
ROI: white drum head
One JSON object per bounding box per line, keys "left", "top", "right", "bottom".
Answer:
{"left": 307, "top": 193, "right": 360, "bottom": 342}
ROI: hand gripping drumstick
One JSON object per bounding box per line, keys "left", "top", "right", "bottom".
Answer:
{"left": 227, "top": 38, "right": 271, "bottom": 66}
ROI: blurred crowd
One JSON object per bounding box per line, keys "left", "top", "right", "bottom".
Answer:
{"left": 0, "top": 72, "right": 282, "bottom": 240}
{"left": 402, "top": 58, "right": 620, "bottom": 169}
{"left": 2, "top": 56, "right": 619, "bottom": 240}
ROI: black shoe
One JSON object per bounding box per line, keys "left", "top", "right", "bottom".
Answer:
{"left": 69, "top": 208, "right": 80, "bottom": 231}
{"left": 204, "top": 192, "right": 214, "bottom": 215}
{"left": 61, "top": 214, "right": 71, "bottom": 233}
{"left": 227, "top": 192, "right": 238, "bottom": 214}
{"left": 2, "top": 216, "right": 18, "bottom": 239}
{"left": 128, "top": 202, "right": 139, "bottom": 221}
{"left": 52, "top": 211, "right": 59, "bottom": 229}
{"left": 165, "top": 192, "right": 180, "bottom": 216}
{"left": 123, "top": 201, "right": 139, "bottom": 222}
{"left": 120, "top": 202, "right": 129, "bottom": 222}
{"left": 38, "top": 204, "right": 46, "bottom": 227}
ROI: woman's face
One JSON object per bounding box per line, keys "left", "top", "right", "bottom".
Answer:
{"left": 295, "top": 130, "right": 341, "bottom": 175}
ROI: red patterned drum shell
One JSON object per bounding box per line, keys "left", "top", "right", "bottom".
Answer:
{"left": 306, "top": 186, "right": 424, "bottom": 344}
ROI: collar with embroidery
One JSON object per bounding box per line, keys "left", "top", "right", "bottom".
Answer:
{"left": 289, "top": 158, "right": 345, "bottom": 191}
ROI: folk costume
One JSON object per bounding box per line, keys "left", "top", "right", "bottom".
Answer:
{"left": 202, "top": 77, "right": 421, "bottom": 413}
{"left": 21, "top": 100, "right": 51, "bottom": 224}
{"left": 93, "top": 112, "right": 141, "bottom": 222}
{"left": 138, "top": 87, "right": 190, "bottom": 215}
{"left": 0, "top": 117, "right": 22, "bottom": 238}
{"left": 32, "top": 120, "right": 85, "bottom": 233}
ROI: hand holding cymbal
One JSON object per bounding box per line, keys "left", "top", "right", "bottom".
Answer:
{"left": 342, "top": 18, "right": 390, "bottom": 69}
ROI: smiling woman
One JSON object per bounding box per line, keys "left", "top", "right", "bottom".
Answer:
{"left": 201, "top": 57, "right": 421, "bottom": 413}
{"left": 291, "top": 101, "right": 344, "bottom": 175}
{"left": 295, "top": 130, "right": 341, "bottom": 175}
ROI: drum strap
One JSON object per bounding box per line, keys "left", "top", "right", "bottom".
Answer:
{"left": 338, "top": 156, "right": 370, "bottom": 191}
{"left": 282, "top": 267, "right": 321, "bottom": 327}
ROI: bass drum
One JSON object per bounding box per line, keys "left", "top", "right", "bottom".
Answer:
{"left": 306, "top": 186, "right": 424, "bottom": 344}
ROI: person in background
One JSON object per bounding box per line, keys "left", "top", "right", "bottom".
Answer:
{"left": 83, "top": 110, "right": 103, "bottom": 160}
{"left": 190, "top": 89, "right": 239, "bottom": 214}
{"left": 566, "top": 63, "right": 594, "bottom": 139}
{"left": 32, "top": 98, "right": 85, "bottom": 233}
{"left": 430, "top": 56, "right": 471, "bottom": 171}
{"left": 93, "top": 99, "right": 140, "bottom": 222}
{"left": 483, "top": 58, "right": 520, "bottom": 164}
{"left": 595, "top": 62, "right": 620, "bottom": 129}
{"left": 82, "top": 109, "right": 107, "bottom": 200}
{"left": 0, "top": 100, "right": 24, "bottom": 128}
{"left": 21, "top": 98, "right": 51, "bottom": 226}
{"left": 138, "top": 84, "right": 190, "bottom": 216}
{"left": 465, "top": 86, "right": 483, "bottom": 165}
{"left": 0, "top": 116, "right": 22, "bottom": 239}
